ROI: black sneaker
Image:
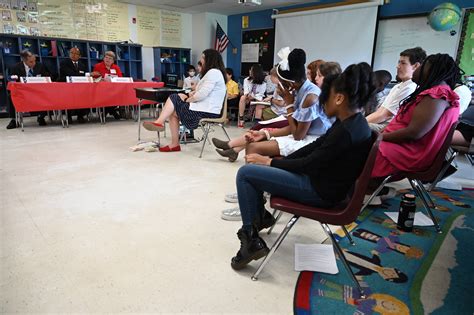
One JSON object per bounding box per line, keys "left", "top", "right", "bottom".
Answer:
{"left": 231, "top": 227, "right": 269, "bottom": 270}
{"left": 37, "top": 116, "right": 47, "bottom": 126}
{"left": 6, "top": 119, "right": 17, "bottom": 129}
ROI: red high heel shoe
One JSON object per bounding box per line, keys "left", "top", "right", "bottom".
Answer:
{"left": 159, "top": 145, "right": 181, "bottom": 152}
{"left": 143, "top": 122, "right": 165, "bottom": 132}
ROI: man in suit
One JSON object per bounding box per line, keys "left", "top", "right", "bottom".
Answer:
{"left": 59, "top": 47, "right": 89, "bottom": 123}
{"left": 6, "top": 49, "right": 51, "bottom": 129}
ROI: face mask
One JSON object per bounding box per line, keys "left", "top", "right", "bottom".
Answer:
{"left": 189, "top": 71, "right": 195, "bottom": 77}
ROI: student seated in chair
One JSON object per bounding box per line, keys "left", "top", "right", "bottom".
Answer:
{"left": 225, "top": 67, "right": 240, "bottom": 111}
{"left": 212, "top": 58, "right": 340, "bottom": 164}
{"left": 238, "top": 64, "right": 267, "bottom": 127}
{"left": 229, "top": 63, "right": 376, "bottom": 270}
{"left": 366, "top": 47, "right": 426, "bottom": 132}
{"left": 368, "top": 54, "right": 462, "bottom": 202}
{"left": 142, "top": 49, "right": 227, "bottom": 152}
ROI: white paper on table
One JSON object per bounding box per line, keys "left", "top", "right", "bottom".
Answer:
{"left": 258, "top": 115, "right": 287, "bottom": 125}
{"left": 295, "top": 244, "right": 339, "bottom": 274}
{"left": 384, "top": 212, "right": 434, "bottom": 226}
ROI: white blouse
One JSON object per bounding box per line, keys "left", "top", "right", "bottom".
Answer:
{"left": 189, "top": 68, "right": 226, "bottom": 114}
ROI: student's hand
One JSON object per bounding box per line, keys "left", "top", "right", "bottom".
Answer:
{"left": 245, "top": 153, "right": 272, "bottom": 166}
{"left": 277, "top": 84, "right": 294, "bottom": 105}
{"left": 188, "top": 91, "right": 196, "bottom": 97}
{"left": 263, "top": 96, "right": 272, "bottom": 102}
{"left": 245, "top": 130, "right": 266, "bottom": 143}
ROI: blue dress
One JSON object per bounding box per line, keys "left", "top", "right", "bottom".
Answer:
{"left": 292, "top": 79, "right": 334, "bottom": 136}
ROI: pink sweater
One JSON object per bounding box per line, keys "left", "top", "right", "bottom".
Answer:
{"left": 378, "top": 85, "right": 459, "bottom": 172}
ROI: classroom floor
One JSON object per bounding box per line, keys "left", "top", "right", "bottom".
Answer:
{"left": 1, "top": 116, "right": 472, "bottom": 313}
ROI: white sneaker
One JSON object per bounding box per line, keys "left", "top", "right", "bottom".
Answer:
{"left": 380, "top": 187, "right": 397, "bottom": 200}
{"left": 364, "top": 194, "right": 382, "bottom": 206}
{"left": 364, "top": 187, "right": 397, "bottom": 206}
{"left": 221, "top": 207, "right": 241, "bottom": 221}
{"left": 224, "top": 192, "right": 238, "bottom": 203}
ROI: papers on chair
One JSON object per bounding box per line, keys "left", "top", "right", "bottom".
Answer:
{"left": 295, "top": 243, "right": 339, "bottom": 274}
{"left": 20, "top": 77, "right": 51, "bottom": 83}
{"left": 384, "top": 212, "right": 434, "bottom": 226}
{"left": 250, "top": 101, "right": 271, "bottom": 106}
{"left": 257, "top": 115, "right": 287, "bottom": 125}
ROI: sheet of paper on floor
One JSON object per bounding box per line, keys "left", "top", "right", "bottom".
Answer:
{"left": 295, "top": 243, "right": 339, "bottom": 274}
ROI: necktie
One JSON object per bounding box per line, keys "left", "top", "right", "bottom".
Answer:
{"left": 74, "top": 62, "right": 78, "bottom": 71}
{"left": 28, "top": 69, "right": 34, "bottom": 77}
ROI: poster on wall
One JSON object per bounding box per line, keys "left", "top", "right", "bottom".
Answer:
{"left": 137, "top": 5, "right": 161, "bottom": 46}
{"left": 103, "top": 1, "right": 129, "bottom": 42}
{"left": 241, "top": 43, "right": 259, "bottom": 63}
{"left": 161, "top": 10, "right": 182, "bottom": 47}
{"left": 38, "top": 0, "right": 74, "bottom": 38}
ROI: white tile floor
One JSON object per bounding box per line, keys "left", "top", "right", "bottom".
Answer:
{"left": 1, "top": 116, "right": 472, "bottom": 313}
{"left": 0, "top": 116, "right": 328, "bottom": 314}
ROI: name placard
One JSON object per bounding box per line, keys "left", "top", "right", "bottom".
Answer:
{"left": 67, "top": 76, "right": 93, "bottom": 83}
{"left": 20, "top": 77, "right": 52, "bottom": 83}
{"left": 111, "top": 77, "right": 134, "bottom": 83}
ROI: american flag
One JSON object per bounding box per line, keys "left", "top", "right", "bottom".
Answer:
{"left": 215, "top": 22, "right": 229, "bottom": 53}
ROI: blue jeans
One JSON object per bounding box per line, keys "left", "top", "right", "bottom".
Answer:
{"left": 236, "top": 164, "right": 332, "bottom": 229}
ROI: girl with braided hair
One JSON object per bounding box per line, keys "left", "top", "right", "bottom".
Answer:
{"left": 371, "top": 54, "right": 462, "bottom": 178}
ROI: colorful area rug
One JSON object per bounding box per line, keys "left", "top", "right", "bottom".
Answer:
{"left": 294, "top": 188, "right": 474, "bottom": 315}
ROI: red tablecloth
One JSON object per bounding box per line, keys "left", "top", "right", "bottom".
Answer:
{"left": 8, "top": 81, "right": 165, "bottom": 112}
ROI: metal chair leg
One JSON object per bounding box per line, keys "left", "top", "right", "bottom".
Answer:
{"left": 416, "top": 179, "right": 436, "bottom": 209}
{"left": 321, "top": 223, "right": 366, "bottom": 298}
{"left": 199, "top": 123, "right": 211, "bottom": 158}
{"left": 267, "top": 210, "right": 283, "bottom": 235}
{"left": 359, "top": 175, "right": 393, "bottom": 213}
{"left": 252, "top": 216, "right": 299, "bottom": 281}
{"left": 341, "top": 225, "right": 355, "bottom": 245}
{"left": 409, "top": 180, "right": 441, "bottom": 233}
{"left": 221, "top": 124, "right": 230, "bottom": 140}
{"left": 427, "top": 152, "right": 458, "bottom": 192}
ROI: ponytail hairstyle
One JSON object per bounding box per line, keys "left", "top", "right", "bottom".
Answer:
{"left": 277, "top": 48, "right": 307, "bottom": 83}
{"left": 398, "top": 53, "right": 463, "bottom": 116}
{"left": 319, "top": 62, "right": 376, "bottom": 111}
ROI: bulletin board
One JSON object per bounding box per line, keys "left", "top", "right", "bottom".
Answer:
{"left": 457, "top": 8, "right": 474, "bottom": 76}
{"left": 241, "top": 28, "right": 275, "bottom": 77}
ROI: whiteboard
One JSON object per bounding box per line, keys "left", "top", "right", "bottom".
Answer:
{"left": 241, "top": 43, "right": 260, "bottom": 63}
{"left": 373, "top": 16, "right": 461, "bottom": 78}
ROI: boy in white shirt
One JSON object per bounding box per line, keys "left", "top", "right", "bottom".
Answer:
{"left": 183, "top": 65, "right": 200, "bottom": 90}
{"left": 366, "top": 47, "right": 426, "bottom": 132}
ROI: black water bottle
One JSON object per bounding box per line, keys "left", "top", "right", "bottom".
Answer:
{"left": 397, "top": 194, "right": 416, "bottom": 232}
